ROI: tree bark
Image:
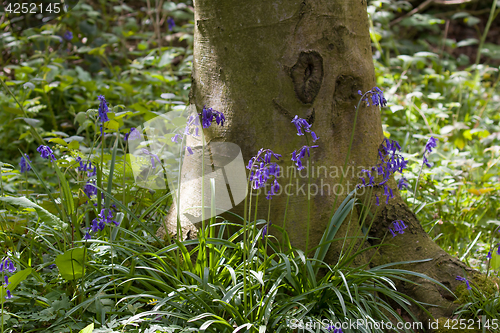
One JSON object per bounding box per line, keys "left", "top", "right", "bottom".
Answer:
{"left": 158, "top": 0, "right": 477, "bottom": 328}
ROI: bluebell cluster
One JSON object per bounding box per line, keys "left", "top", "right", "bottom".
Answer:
{"left": 247, "top": 149, "right": 282, "bottom": 200}
{"left": 456, "top": 276, "right": 472, "bottom": 290}
{"left": 423, "top": 136, "right": 438, "bottom": 168}
{"left": 141, "top": 148, "right": 162, "bottom": 170}
{"left": 0, "top": 257, "right": 16, "bottom": 299}
{"left": 37, "top": 145, "right": 56, "bottom": 161}
{"left": 201, "top": 106, "right": 225, "bottom": 128}
{"left": 77, "top": 157, "right": 96, "bottom": 177}
{"left": 167, "top": 17, "right": 175, "bottom": 31}
{"left": 358, "top": 87, "right": 387, "bottom": 107}
{"left": 98, "top": 95, "right": 109, "bottom": 123}
{"left": 359, "top": 138, "right": 409, "bottom": 205}
{"left": 290, "top": 116, "right": 319, "bottom": 171}
{"left": 90, "top": 208, "right": 118, "bottom": 236}
{"left": 84, "top": 180, "right": 97, "bottom": 199}
{"left": 19, "top": 154, "right": 31, "bottom": 173}
{"left": 389, "top": 220, "right": 407, "bottom": 237}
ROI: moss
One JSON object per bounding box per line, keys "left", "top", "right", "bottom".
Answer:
{"left": 455, "top": 274, "right": 500, "bottom": 305}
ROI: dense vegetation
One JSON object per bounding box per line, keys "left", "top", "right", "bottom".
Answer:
{"left": 0, "top": 0, "right": 499, "bottom": 332}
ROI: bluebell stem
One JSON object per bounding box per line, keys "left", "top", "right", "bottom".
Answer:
{"left": 20, "top": 154, "right": 31, "bottom": 173}
{"left": 37, "top": 145, "right": 56, "bottom": 161}
{"left": 456, "top": 276, "right": 472, "bottom": 290}
{"left": 97, "top": 95, "right": 109, "bottom": 123}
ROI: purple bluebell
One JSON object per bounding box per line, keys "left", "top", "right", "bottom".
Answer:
{"left": 186, "top": 146, "right": 194, "bottom": 155}
{"left": 171, "top": 134, "right": 181, "bottom": 143}
{"left": 141, "top": 148, "right": 162, "bottom": 170}
{"left": 63, "top": 31, "right": 73, "bottom": 41}
{"left": 360, "top": 87, "right": 387, "bottom": 108}
{"left": 84, "top": 180, "right": 97, "bottom": 198}
{"left": 37, "top": 145, "right": 56, "bottom": 161}
{"left": 497, "top": 244, "right": 500, "bottom": 256}
{"left": 327, "top": 326, "right": 343, "bottom": 333}
{"left": 397, "top": 177, "right": 409, "bottom": 190}
{"left": 422, "top": 136, "right": 438, "bottom": 168}
{"left": 78, "top": 160, "right": 96, "bottom": 177}
{"left": 83, "top": 232, "right": 92, "bottom": 240}
{"left": 5, "top": 289, "right": 11, "bottom": 299}
{"left": 91, "top": 208, "right": 118, "bottom": 232}
{"left": 291, "top": 145, "right": 319, "bottom": 171}
{"left": 20, "top": 154, "right": 31, "bottom": 173}
{"left": 167, "top": 17, "right": 175, "bottom": 31}
{"left": 3, "top": 275, "right": 9, "bottom": 286}
{"left": 262, "top": 222, "right": 273, "bottom": 240}
{"left": 487, "top": 252, "right": 492, "bottom": 260}
{"left": 200, "top": 106, "right": 225, "bottom": 129}
{"left": 247, "top": 149, "right": 282, "bottom": 199}
{"left": 358, "top": 138, "right": 408, "bottom": 204}
{"left": 389, "top": 220, "right": 407, "bottom": 237}
{"left": 291, "top": 115, "right": 319, "bottom": 142}
{"left": 125, "top": 128, "right": 141, "bottom": 141}
{"left": 97, "top": 95, "right": 109, "bottom": 123}
{"left": 456, "top": 276, "right": 472, "bottom": 290}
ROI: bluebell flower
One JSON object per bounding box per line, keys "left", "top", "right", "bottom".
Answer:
{"left": 291, "top": 145, "right": 319, "bottom": 171}
{"left": 78, "top": 160, "right": 96, "bottom": 177}
{"left": 389, "top": 220, "right": 407, "bottom": 237}
{"left": 247, "top": 149, "right": 282, "bottom": 199}
{"left": 84, "top": 180, "right": 97, "bottom": 198}
{"left": 262, "top": 222, "right": 272, "bottom": 240}
{"left": 97, "top": 95, "right": 109, "bottom": 123}
{"left": 171, "top": 134, "right": 181, "bottom": 143}
{"left": 167, "top": 17, "right": 175, "bottom": 31}
{"left": 5, "top": 290, "right": 12, "bottom": 299}
{"left": 83, "top": 231, "right": 92, "bottom": 240}
{"left": 497, "top": 244, "right": 500, "bottom": 256}
{"left": 20, "top": 154, "right": 31, "bottom": 173}
{"left": 422, "top": 136, "right": 438, "bottom": 168}
{"left": 186, "top": 146, "right": 194, "bottom": 155}
{"left": 360, "top": 87, "right": 387, "bottom": 108}
{"left": 63, "top": 31, "right": 73, "bottom": 41}
{"left": 291, "top": 115, "right": 319, "bottom": 142}
{"left": 327, "top": 326, "right": 343, "bottom": 333}
{"left": 91, "top": 208, "right": 118, "bottom": 232}
{"left": 0, "top": 258, "right": 16, "bottom": 273}
{"left": 200, "top": 106, "right": 225, "bottom": 128}
{"left": 3, "top": 275, "right": 9, "bottom": 286}
{"left": 456, "top": 276, "right": 472, "bottom": 290}
{"left": 37, "top": 145, "right": 56, "bottom": 161}
{"left": 397, "top": 177, "right": 409, "bottom": 190}
{"left": 141, "top": 148, "right": 162, "bottom": 170}
{"left": 125, "top": 128, "right": 141, "bottom": 141}
{"left": 358, "top": 138, "right": 408, "bottom": 204}
{"left": 487, "top": 251, "right": 492, "bottom": 260}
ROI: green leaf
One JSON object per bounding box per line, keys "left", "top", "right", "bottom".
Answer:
{"left": 1, "top": 268, "right": 32, "bottom": 303}
{"left": 54, "top": 164, "right": 75, "bottom": 217}
{"left": 49, "top": 138, "right": 69, "bottom": 146}
{"left": 491, "top": 253, "right": 500, "bottom": 270}
{"left": 0, "top": 196, "right": 67, "bottom": 230}
{"left": 78, "top": 323, "right": 94, "bottom": 333}
{"left": 55, "top": 248, "right": 86, "bottom": 281}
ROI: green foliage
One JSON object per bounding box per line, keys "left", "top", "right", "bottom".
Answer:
{"left": 0, "top": 0, "right": 500, "bottom": 331}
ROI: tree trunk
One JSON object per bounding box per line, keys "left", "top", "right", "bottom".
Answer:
{"left": 158, "top": 0, "right": 477, "bottom": 328}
